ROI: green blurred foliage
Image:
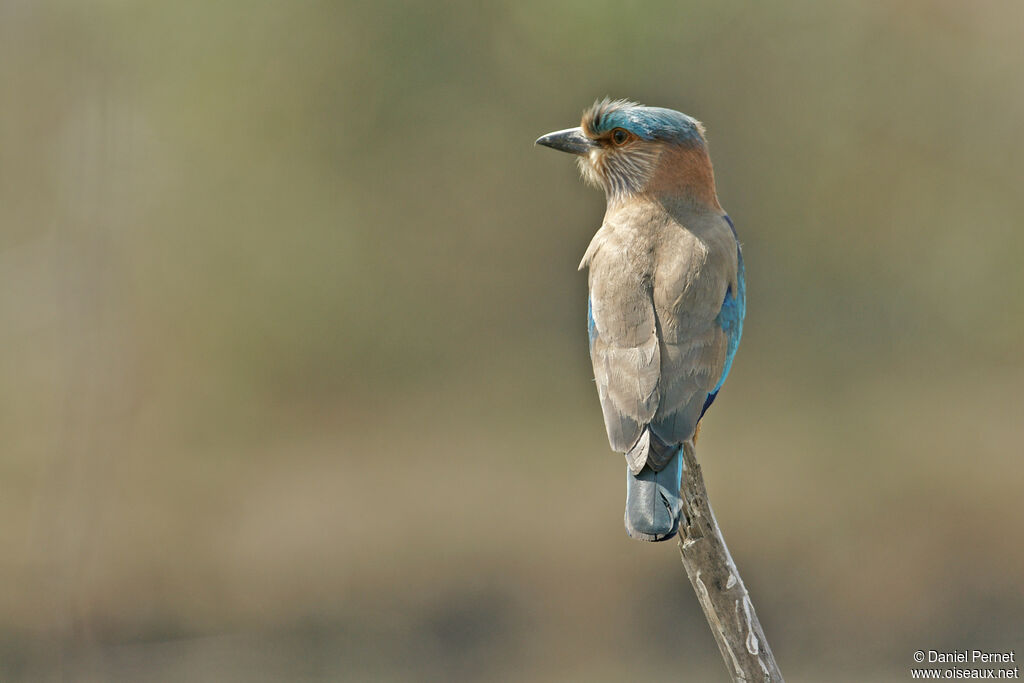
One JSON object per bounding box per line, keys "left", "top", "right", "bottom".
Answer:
{"left": 1, "top": 1, "right": 1022, "bottom": 680}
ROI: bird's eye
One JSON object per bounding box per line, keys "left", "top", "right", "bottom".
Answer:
{"left": 611, "top": 128, "right": 630, "bottom": 146}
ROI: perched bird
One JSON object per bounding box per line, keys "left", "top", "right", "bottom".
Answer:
{"left": 536, "top": 99, "right": 745, "bottom": 542}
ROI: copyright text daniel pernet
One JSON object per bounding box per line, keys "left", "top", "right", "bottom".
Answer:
{"left": 911, "top": 650, "right": 1018, "bottom": 680}
{"left": 918, "top": 652, "right": 1015, "bottom": 664}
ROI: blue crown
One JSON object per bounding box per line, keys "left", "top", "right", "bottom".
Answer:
{"left": 584, "top": 99, "right": 705, "bottom": 145}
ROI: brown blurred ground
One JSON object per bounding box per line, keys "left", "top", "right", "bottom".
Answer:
{"left": 1, "top": 1, "right": 1022, "bottom": 681}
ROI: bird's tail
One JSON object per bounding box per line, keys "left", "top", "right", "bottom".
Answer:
{"left": 624, "top": 447, "right": 683, "bottom": 542}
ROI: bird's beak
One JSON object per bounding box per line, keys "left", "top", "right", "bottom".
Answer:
{"left": 535, "top": 127, "right": 595, "bottom": 156}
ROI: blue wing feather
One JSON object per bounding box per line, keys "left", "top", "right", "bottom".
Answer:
{"left": 587, "top": 296, "right": 597, "bottom": 346}
{"left": 699, "top": 216, "right": 745, "bottom": 419}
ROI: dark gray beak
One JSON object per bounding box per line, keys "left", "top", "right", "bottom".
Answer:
{"left": 535, "top": 127, "right": 594, "bottom": 156}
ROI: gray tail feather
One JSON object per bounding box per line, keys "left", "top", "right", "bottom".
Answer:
{"left": 624, "top": 447, "right": 683, "bottom": 542}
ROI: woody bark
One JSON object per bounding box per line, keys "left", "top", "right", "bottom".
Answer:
{"left": 677, "top": 441, "right": 784, "bottom": 682}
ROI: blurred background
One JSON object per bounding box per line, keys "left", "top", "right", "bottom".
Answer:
{"left": 2, "top": 1, "right": 1022, "bottom": 681}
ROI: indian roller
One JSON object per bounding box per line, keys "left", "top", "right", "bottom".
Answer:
{"left": 536, "top": 99, "right": 745, "bottom": 542}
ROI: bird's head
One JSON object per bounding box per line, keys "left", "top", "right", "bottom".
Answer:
{"left": 536, "top": 99, "right": 718, "bottom": 207}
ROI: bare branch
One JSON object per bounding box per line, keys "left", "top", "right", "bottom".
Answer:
{"left": 677, "top": 441, "right": 784, "bottom": 682}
